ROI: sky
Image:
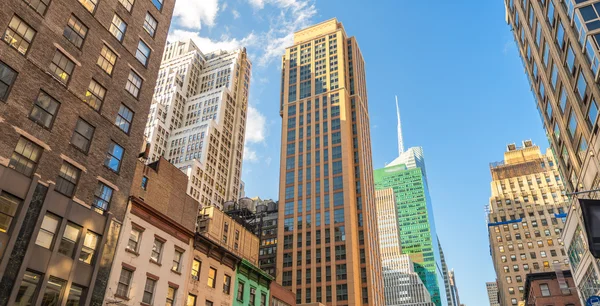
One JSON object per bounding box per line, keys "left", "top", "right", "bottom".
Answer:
{"left": 167, "top": 0, "right": 549, "bottom": 304}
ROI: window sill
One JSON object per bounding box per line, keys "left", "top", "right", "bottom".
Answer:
{"left": 171, "top": 269, "right": 181, "bottom": 275}
{"left": 140, "top": 303, "right": 151, "bottom": 306}
{"left": 125, "top": 248, "right": 139, "bottom": 256}
{"left": 114, "top": 294, "right": 129, "bottom": 301}
{"left": 149, "top": 259, "right": 161, "bottom": 266}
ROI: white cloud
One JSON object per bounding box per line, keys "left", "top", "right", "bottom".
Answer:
{"left": 221, "top": 2, "right": 228, "bottom": 10}
{"left": 173, "top": 0, "right": 219, "bottom": 30}
{"left": 243, "top": 147, "right": 259, "bottom": 162}
{"left": 248, "top": 0, "right": 265, "bottom": 9}
{"left": 232, "top": 9, "right": 240, "bottom": 19}
{"left": 245, "top": 105, "right": 267, "bottom": 144}
{"left": 169, "top": 30, "right": 257, "bottom": 53}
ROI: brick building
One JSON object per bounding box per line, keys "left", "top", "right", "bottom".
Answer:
{"left": 0, "top": 0, "right": 174, "bottom": 303}
{"left": 522, "top": 270, "right": 580, "bottom": 306}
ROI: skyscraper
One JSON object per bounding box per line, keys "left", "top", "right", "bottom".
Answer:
{"left": 487, "top": 281, "right": 501, "bottom": 306}
{"left": 375, "top": 188, "right": 435, "bottom": 306}
{"left": 448, "top": 269, "right": 462, "bottom": 306}
{"left": 145, "top": 40, "right": 251, "bottom": 209}
{"left": 373, "top": 101, "right": 446, "bottom": 306}
{"left": 504, "top": 0, "right": 600, "bottom": 303}
{"left": 486, "top": 141, "right": 569, "bottom": 306}
{"left": 276, "top": 18, "right": 385, "bottom": 306}
{"left": 0, "top": 0, "right": 173, "bottom": 303}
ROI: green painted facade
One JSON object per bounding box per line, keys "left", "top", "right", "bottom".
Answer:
{"left": 374, "top": 161, "right": 444, "bottom": 306}
{"left": 233, "top": 259, "right": 272, "bottom": 306}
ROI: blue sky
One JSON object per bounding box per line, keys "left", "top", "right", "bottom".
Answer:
{"left": 168, "top": 0, "right": 549, "bottom": 304}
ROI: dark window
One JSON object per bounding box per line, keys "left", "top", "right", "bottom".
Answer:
{"left": 141, "top": 176, "right": 148, "bottom": 190}
{"left": 70, "top": 118, "right": 94, "bottom": 152}
{"left": 0, "top": 61, "right": 18, "bottom": 101}
{"left": 9, "top": 137, "right": 42, "bottom": 177}
{"left": 22, "top": 0, "right": 51, "bottom": 15}
{"left": 30, "top": 91, "right": 59, "bottom": 128}
{"left": 3, "top": 15, "right": 36, "bottom": 55}
{"left": 41, "top": 277, "right": 66, "bottom": 305}
{"left": 66, "top": 284, "right": 84, "bottom": 305}
{"left": 237, "top": 281, "right": 244, "bottom": 301}
{"left": 0, "top": 192, "right": 21, "bottom": 233}
{"left": 55, "top": 162, "right": 81, "bottom": 197}
{"left": 58, "top": 222, "right": 81, "bottom": 257}
{"left": 63, "top": 15, "right": 87, "bottom": 48}
{"left": 93, "top": 182, "right": 113, "bottom": 211}
{"left": 16, "top": 270, "right": 42, "bottom": 305}
{"left": 49, "top": 50, "right": 74, "bottom": 84}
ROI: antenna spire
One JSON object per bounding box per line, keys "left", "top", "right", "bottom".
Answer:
{"left": 396, "top": 95, "right": 404, "bottom": 155}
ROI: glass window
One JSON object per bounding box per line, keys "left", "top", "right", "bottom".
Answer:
{"left": 16, "top": 270, "right": 41, "bottom": 305}
{"left": 22, "top": 0, "right": 51, "bottom": 15}
{"left": 540, "top": 283, "right": 551, "bottom": 296}
{"left": 79, "top": 231, "right": 99, "bottom": 264}
{"left": 142, "top": 278, "right": 156, "bottom": 304}
{"left": 66, "top": 284, "right": 84, "bottom": 306}
{"left": 109, "top": 14, "right": 126, "bottom": 42}
{"left": 9, "top": 137, "right": 42, "bottom": 177}
{"left": 3, "top": 15, "right": 36, "bottom": 55}
{"left": 115, "top": 104, "right": 133, "bottom": 133}
{"left": 151, "top": 238, "right": 163, "bottom": 262}
{"left": 166, "top": 286, "right": 176, "bottom": 306}
{"left": 126, "top": 70, "right": 142, "bottom": 98}
{"left": 71, "top": 118, "right": 94, "bottom": 152}
{"left": 83, "top": 79, "right": 105, "bottom": 111}
{"left": 93, "top": 182, "right": 113, "bottom": 211}
{"left": 117, "top": 268, "right": 133, "bottom": 297}
{"left": 551, "top": 64, "right": 558, "bottom": 89}
{"left": 127, "top": 227, "right": 141, "bottom": 252}
{"left": 0, "top": 192, "right": 20, "bottom": 233}
{"left": 35, "top": 213, "right": 60, "bottom": 249}
{"left": 186, "top": 294, "right": 197, "bottom": 306}
{"left": 144, "top": 13, "right": 158, "bottom": 37}
{"left": 78, "top": 0, "right": 98, "bottom": 13}
{"left": 97, "top": 45, "right": 117, "bottom": 75}
{"left": 567, "top": 45, "right": 576, "bottom": 74}
{"left": 191, "top": 259, "right": 201, "bottom": 280}
{"left": 104, "top": 142, "right": 124, "bottom": 172}
{"left": 589, "top": 99, "right": 598, "bottom": 128}
{"left": 334, "top": 208, "right": 344, "bottom": 223}
{"left": 136, "top": 40, "right": 151, "bottom": 66}
{"left": 118, "top": 0, "right": 134, "bottom": 11}
{"left": 63, "top": 15, "right": 87, "bottom": 48}
{"left": 237, "top": 281, "right": 244, "bottom": 301}
{"left": 0, "top": 60, "right": 18, "bottom": 102}
{"left": 577, "top": 71, "right": 587, "bottom": 102}
{"left": 172, "top": 249, "right": 183, "bottom": 272}
{"left": 58, "top": 223, "right": 81, "bottom": 257}
{"left": 49, "top": 50, "right": 74, "bottom": 84}
{"left": 152, "top": 0, "right": 163, "bottom": 10}
{"left": 568, "top": 111, "right": 578, "bottom": 138}
{"left": 56, "top": 162, "right": 81, "bottom": 197}
{"left": 41, "top": 277, "right": 66, "bottom": 305}
{"left": 30, "top": 91, "right": 59, "bottom": 128}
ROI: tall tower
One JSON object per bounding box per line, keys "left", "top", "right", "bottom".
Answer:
{"left": 145, "top": 41, "right": 251, "bottom": 209}
{"left": 0, "top": 0, "right": 174, "bottom": 303}
{"left": 374, "top": 102, "right": 446, "bottom": 306}
{"left": 486, "top": 281, "right": 501, "bottom": 306}
{"left": 276, "top": 18, "right": 385, "bottom": 306}
{"left": 486, "top": 141, "right": 569, "bottom": 306}
{"left": 504, "top": 0, "right": 600, "bottom": 303}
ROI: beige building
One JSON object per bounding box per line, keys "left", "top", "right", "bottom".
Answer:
{"left": 276, "top": 18, "right": 385, "bottom": 306}
{"left": 145, "top": 40, "right": 251, "bottom": 209}
{"left": 487, "top": 141, "right": 570, "bottom": 306}
{"left": 103, "top": 158, "right": 198, "bottom": 305}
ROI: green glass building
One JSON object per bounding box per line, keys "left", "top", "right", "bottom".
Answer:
{"left": 374, "top": 146, "right": 446, "bottom": 306}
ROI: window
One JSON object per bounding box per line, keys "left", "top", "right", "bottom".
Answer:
{"left": 49, "top": 50, "right": 74, "bottom": 84}
{"left": 79, "top": 230, "right": 99, "bottom": 264}
{"left": 0, "top": 60, "right": 17, "bottom": 101}
{"left": 166, "top": 286, "right": 176, "bottom": 306}
{"left": 126, "top": 70, "right": 142, "bottom": 98}
{"left": 205, "top": 301, "right": 213, "bottom": 306}
{"left": 223, "top": 274, "right": 231, "bottom": 294}
{"left": 142, "top": 278, "right": 156, "bottom": 304}
{"left": 207, "top": 267, "right": 217, "bottom": 288}
{"left": 93, "top": 182, "right": 113, "bottom": 211}
{"left": 186, "top": 294, "right": 197, "bottom": 306}
{"left": 97, "top": 45, "right": 117, "bottom": 75}
{"left": 237, "top": 281, "right": 244, "bottom": 301}
{"left": 118, "top": 0, "right": 134, "bottom": 11}
{"left": 136, "top": 40, "right": 151, "bottom": 66}
{"left": 56, "top": 162, "right": 81, "bottom": 197}
{"left": 79, "top": 0, "right": 98, "bottom": 13}
{"left": 540, "top": 283, "right": 551, "bottom": 296}
{"left": 141, "top": 176, "right": 148, "bottom": 190}
{"left": 250, "top": 287, "right": 256, "bottom": 305}
{"left": 9, "top": 137, "right": 42, "bottom": 177}
{"left": 30, "top": 91, "right": 59, "bottom": 128}
{"left": 568, "top": 112, "right": 578, "bottom": 138}
{"left": 104, "top": 142, "right": 124, "bottom": 172}
{"left": 117, "top": 268, "right": 133, "bottom": 297}
{"left": 191, "top": 259, "right": 201, "bottom": 280}
{"left": 63, "top": 15, "right": 87, "bottom": 48}
{"left": 71, "top": 118, "right": 94, "bottom": 152}
{"left": 152, "top": 0, "right": 163, "bottom": 10}
{"left": 115, "top": 104, "right": 133, "bottom": 133}
{"left": 84, "top": 79, "right": 106, "bottom": 111}
{"left": 42, "top": 277, "right": 66, "bottom": 305}
{"left": 127, "top": 227, "right": 141, "bottom": 252}
{"left": 151, "top": 238, "right": 163, "bottom": 262}
{"left": 0, "top": 192, "right": 19, "bottom": 234}
{"left": 334, "top": 208, "right": 344, "bottom": 223}
{"left": 66, "top": 284, "right": 84, "bottom": 305}
{"left": 35, "top": 213, "right": 60, "bottom": 249}
{"left": 144, "top": 13, "right": 158, "bottom": 37}
{"left": 109, "top": 15, "right": 126, "bottom": 42}
{"left": 58, "top": 223, "right": 81, "bottom": 257}
{"left": 16, "top": 270, "right": 41, "bottom": 305}
{"left": 3, "top": 15, "right": 36, "bottom": 55}
{"left": 22, "top": 0, "right": 51, "bottom": 15}
{"left": 172, "top": 250, "right": 183, "bottom": 272}
{"left": 577, "top": 71, "right": 587, "bottom": 102}
{"left": 589, "top": 99, "right": 598, "bottom": 127}
{"left": 260, "top": 293, "right": 266, "bottom": 306}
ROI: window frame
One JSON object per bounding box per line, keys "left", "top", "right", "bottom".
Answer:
{"left": 104, "top": 141, "right": 124, "bottom": 173}
{"left": 109, "top": 14, "right": 127, "bottom": 42}
{"left": 49, "top": 50, "right": 75, "bottom": 84}
{"left": 3, "top": 15, "right": 36, "bottom": 56}
{"left": 55, "top": 162, "right": 81, "bottom": 197}
{"left": 70, "top": 118, "right": 95, "bottom": 153}
{"left": 97, "top": 44, "right": 117, "bottom": 76}
{"left": 63, "top": 14, "right": 88, "bottom": 49}
{"left": 35, "top": 213, "right": 60, "bottom": 249}
{"left": 143, "top": 13, "right": 158, "bottom": 37}
{"left": 92, "top": 182, "right": 113, "bottom": 212}
{"left": 9, "top": 137, "right": 43, "bottom": 177}
{"left": 29, "top": 91, "right": 60, "bottom": 129}
{"left": 0, "top": 60, "right": 18, "bottom": 102}
{"left": 135, "top": 40, "right": 151, "bottom": 66}
{"left": 115, "top": 104, "right": 133, "bottom": 134}
{"left": 116, "top": 267, "right": 133, "bottom": 298}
